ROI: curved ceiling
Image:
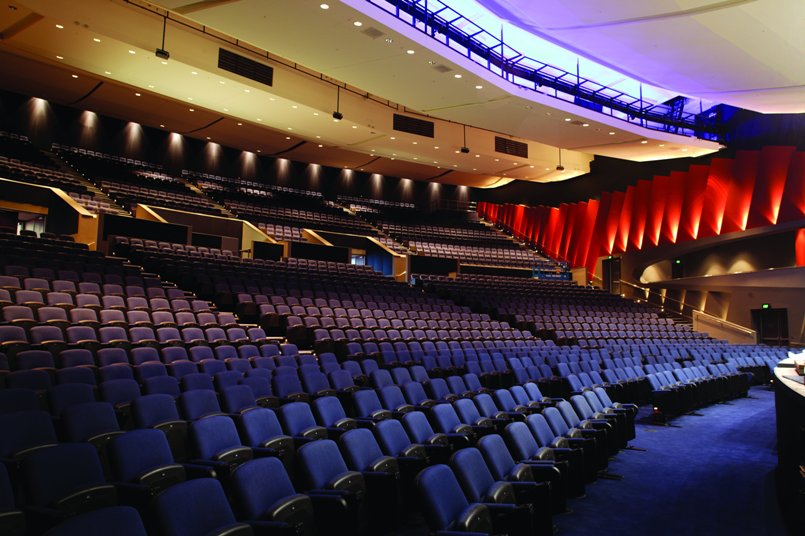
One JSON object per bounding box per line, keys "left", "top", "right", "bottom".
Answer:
{"left": 0, "top": 0, "right": 726, "bottom": 189}
{"left": 478, "top": 0, "right": 805, "bottom": 113}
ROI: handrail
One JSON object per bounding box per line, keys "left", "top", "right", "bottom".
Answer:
{"left": 692, "top": 310, "right": 756, "bottom": 337}
{"left": 618, "top": 279, "right": 693, "bottom": 321}
{"left": 367, "top": 0, "right": 723, "bottom": 141}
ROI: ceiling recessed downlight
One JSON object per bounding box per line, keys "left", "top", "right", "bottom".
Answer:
{"left": 128, "top": 50, "right": 136, "bottom": 54}
{"left": 454, "top": 74, "right": 462, "bottom": 78}
{"left": 320, "top": 3, "right": 329, "bottom": 9}
{"left": 353, "top": 21, "right": 363, "bottom": 27}
{"left": 55, "top": 24, "right": 64, "bottom": 29}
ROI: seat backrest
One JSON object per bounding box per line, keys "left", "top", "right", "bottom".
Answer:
{"left": 312, "top": 396, "right": 348, "bottom": 428}
{"left": 230, "top": 457, "right": 299, "bottom": 521}
{"left": 191, "top": 415, "right": 242, "bottom": 460}
{"left": 63, "top": 401, "right": 120, "bottom": 441}
{"left": 297, "top": 439, "right": 349, "bottom": 490}
{"left": 23, "top": 442, "right": 106, "bottom": 507}
{"left": 477, "top": 433, "right": 517, "bottom": 481}
{"left": 277, "top": 402, "right": 318, "bottom": 436}
{"left": 525, "top": 413, "right": 557, "bottom": 447}
{"left": 155, "top": 478, "right": 241, "bottom": 536}
{"left": 237, "top": 408, "right": 287, "bottom": 448}
{"left": 450, "top": 447, "right": 496, "bottom": 503}
{"left": 430, "top": 403, "right": 462, "bottom": 434}
{"left": 374, "top": 418, "right": 414, "bottom": 457}
{"left": 416, "top": 464, "right": 474, "bottom": 532}
{"left": 132, "top": 393, "right": 182, "bottom": 428}
{"left": 0, "top": 410, "right": 58, "bottom": 457}
{"left": 503, "top": 421, "right": 539, "bottom": 461}
{"left": 108, "top": 428, "right": 175, "bottom": 482}
{"left": 339, "top": 428, "right": 385, "bottom": 472}
{"left": 401, "top": 411, "right": 436, "bottom": 444}
{"left": 179, "top": 389, "right": 221, "bottom": 420}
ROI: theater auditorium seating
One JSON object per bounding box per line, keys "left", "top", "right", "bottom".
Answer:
{"left": 0, "top": 221, "right": 787, "bottom": 535}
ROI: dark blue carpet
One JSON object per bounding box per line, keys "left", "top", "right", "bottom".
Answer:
{"left": 557, "top": 386, "right": 788, "bottom": 536}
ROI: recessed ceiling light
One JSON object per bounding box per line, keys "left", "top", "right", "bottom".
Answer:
{"left": 71, "top": 74, "right": 78, "bottom": 79}
{"left": 187, "top": 97, "right": 193, "bottom": 101}
{"left": 287, "top": 127, "right": 293, "bottom": 130}
{"left": 206, "top": 136, "right": 211, "bottom": 140}
{"left": 659, "top": 144, "right": 665, "bottom": 147}
{"left": 413, "top": 157, "right": 418, "bottom": 160}
{"left": 219, "top": 81, "right": 225, "bottom": 84}
{"left": 191, "top": 71, "right": 198, "bottom": 75}
{"left": 313, "top": 112, "right": 319, "bottom": 116}
{"left": 128, "top": 50, "right": 136, "bottom": 54}
{"left": 454, "top": 74, "right": 462, "bottom": 78}
{"left": 406, "top": 49, "right": 415, "bottom": 55}
{"left": 564, "top": 118, "right": 572, "bottom": 122}
{"left": 161, "top": 60, "right": 168, "bottom": 65}
{"left": 257, "top": 118, "right": 262, "bottom": 121}
{"left": 223, "top": 108, "right": 228, "bottom": 112}
{"left": 269, "top": 97, "right": 275, "bottom": 101}
{"left": 494, "top": 158, "right": 499, "bottom": 162}
{"left": 159, "top": 124, "right": 165, "bottom": 128}
{"left": 147, "top": 84, "right": 154, "bottom": 88}
{"left": 55, "top": 24, "right": 64, "bottom": 29}
{"left": 434, "top": 146, "right": 439, "bottom": 149}
{"left": 609, "top": 131, "right": 615, "bottom": 135}
{"left": 316, "top": 135, "right": 321, "bottom": 139}
{"left": 291, "top": 105, "right": 297, "bottom": 109}
{"left": 244, "top": 89, "right": 250, "bottom": 93}
{"left": 318, "top": 144, "right": 323, "bottom": 148}
{"left": 545, "top": 167, "right": 551, "bottom": 171}
{"left": 237, "top": 122, "right": 242, "bottom": 126}
{"left": 475, "top": 85, "right": 483, "bottom": 89}
{"left": 320, "top": 3, "right": 329, "bottom": 9}
{"left": 453, "top": 164, "right": 458, "bottom": 168}
{"left": 56, "top": 55, "right": 64, "bottom": 60}
{"left": 681, "top": 148, "right": 688, "bottom": 151}
{"left": 529, "top": 165, "right": 534, "bottom": 168}
{"left": 390, "top": 136, "right": 396, "bottom": 140}
{"left": 640, "top": 140, "right": 648, "bottom": 144}
{"left": 93, "top": 38, "right": 101, "bottom": 43}
{"left": 285, "top": 136, "right": 291, "bottom": 140}
{"left": 582, "top": 123, "right": 589, "bottom": 127}
{"left": 354, "top": 21, "right": 363, "bottom": 27}
{"left": 412, "top": 141, "right": 417, "bottom": 144}
{"left": 134, "top": 92, "right": 141, "bottom": 97}
{"left": 257, "top": 149, "right": 261, "bottom": 153}
{"left": 188, "top": 108, "right": 194, "bottom": 112}
{"left": 475, "top": 154, "right": 480, "bottom": 158}
{"left": 385, "top": 38, "right": 393, "bottom": 43}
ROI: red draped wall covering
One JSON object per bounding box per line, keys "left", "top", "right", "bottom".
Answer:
{"left": 477, "top": 146, "right": 805, "bottom": 278}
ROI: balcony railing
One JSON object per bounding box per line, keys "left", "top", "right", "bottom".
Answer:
{"left": 367, "top": 0, "right": 723, "bottom": 142}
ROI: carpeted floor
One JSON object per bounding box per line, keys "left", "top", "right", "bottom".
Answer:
{"left": 556, "top": 386, "right": 788, "bottom": 536}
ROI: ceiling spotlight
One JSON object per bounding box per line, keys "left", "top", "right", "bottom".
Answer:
{"left": 155, "top": 16, "right": 171, "bottom": 60}
{"left": 556, "top": 147, "right": 564, "bottom": 171}
{"left": 332, "top": 86, "right": 343, "bottom": 121}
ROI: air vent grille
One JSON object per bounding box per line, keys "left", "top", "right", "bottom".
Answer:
{"left": 218, "top": 48, "right": 273, "bottom": 87}
{"left": 495, "top": 137, "right": 528, "bottom": 158}
{"left": 393, "top": 114, "right": 434, "bottom": 138}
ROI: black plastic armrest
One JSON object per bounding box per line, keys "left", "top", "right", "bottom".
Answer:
{"left": 455, "top": 503, "right": 493, "bottom": 534}
{"left": 247, "top": 519, "right": 296, "bottom": 536}
{"left": 52, "top": 484, "right": 117, "bottom": 513}
{"left": 328, "top": 470, "right": 366, "bottom": 494}
{"left": 208, "top": 522, "right": 253, "bottom": 536}
{"left": 181, "top": 462, "right": 218, "bottom": 479}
